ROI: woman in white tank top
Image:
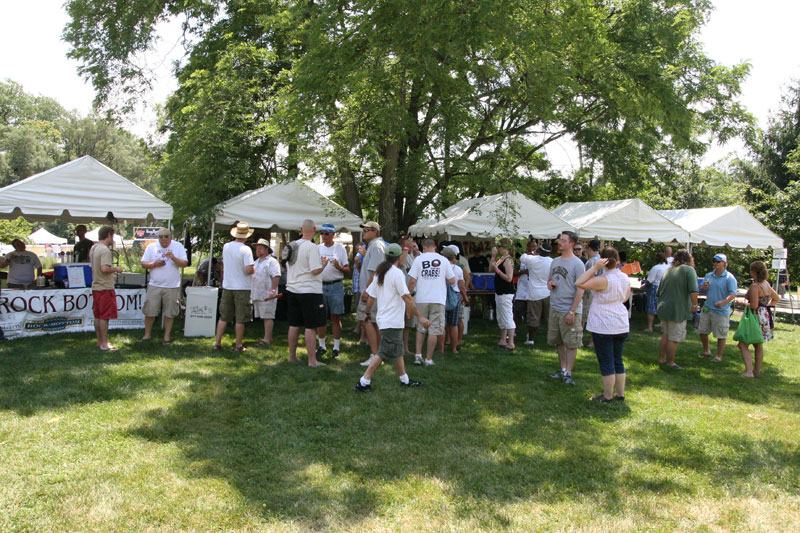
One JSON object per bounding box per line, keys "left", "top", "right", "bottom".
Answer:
{"left": 576, "top": 247, "right": 631, "bottom": 403}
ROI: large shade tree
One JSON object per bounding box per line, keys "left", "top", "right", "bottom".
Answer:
{"left": 65, "top": 0, "right": 750, "bottom": 235}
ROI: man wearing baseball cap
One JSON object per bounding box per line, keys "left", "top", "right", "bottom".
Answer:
{"left": 317, "top": 222, "right": 350, "bottom": 358}
{"left": 697, "top": 253, "right": 738, "bottom": 362}
{"left": 356, "top": 221, "right": 386, "bottom": 366}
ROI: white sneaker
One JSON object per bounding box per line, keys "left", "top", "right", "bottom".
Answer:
{"left": 524, "top": 340, "right": 535, "bottom": 345}
{"left": 413, "top": 355, "right": 423, "bottom": 366}
{"left": 424, "top": 359, "right": 435, "bottom": 366}
{"left": 360, "top": 355, "right": 374, "bottom": 366}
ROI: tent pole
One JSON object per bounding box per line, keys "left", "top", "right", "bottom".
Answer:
{"left": 208, "top": 222, "right": 215, "bottom": 286}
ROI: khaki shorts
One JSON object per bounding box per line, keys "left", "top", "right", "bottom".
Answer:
{"left": 219, "top": 289, "right": 253, "bottom": 323}
{"left": 416, "top": 302, "right": 445, "bottom": 336}
{"left": 142, "top": 286, "right": 181, "bottom": 318}
{"left": 662, "top": 320, "right": 687, "bottom": 343}
{"left": 356, "top": 296, "right": 378, "bottom": 323}
{"left": 547, "top": 310, "right": 583, "bottom": 349}
{"left": 254, "top": 298, "right": 278, "bottom": 319}
{"left": 528, "top": 297, "right": 549, "bottom": 327}
{"left": 697, "top": 309, "right": 730, "bottom": 339}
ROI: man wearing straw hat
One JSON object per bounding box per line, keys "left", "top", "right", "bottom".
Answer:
{"left": 213, "top": 222, "right": 255, "bottom": 352}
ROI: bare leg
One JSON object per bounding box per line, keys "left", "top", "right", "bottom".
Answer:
{"left": 665, "top": 339, "right": 679, "bottom": 366}
{"left": 437, "top": 334, "right": 445, "bottom": 354}
{"left": 557, "top": 343, "right": 567, "bottom": 369}
{"left": 753, "top": 343, "right": 764, "bottom": 377}
{"left": 457, "top": 318, "right": 464, "bottom": 346}
{"left": 403, "top": 328, "right": 413, "bottom": 355}
{"left": 425, "top": 333, "right": 437, "bottom": 361}
{"left": 506, "top": 328, "right": 516, "bottom": 349}
{"left": 364, "top": 321, "right": 379, "bottom": 355}
{"left": 699, "top": 333, "right": 712, "bottom": 356}
{"left": 646, "top": 313, "right": 655, "bottom": 332}
{"left": 142, "top": 315, "right": 156, "bottom": 340}
{"left": 95, "top": 318, "right": 115, "bottom": 350}
{"left": 565, "top": 347, "right": 577, "bottom": 373}
{"left": 163, "top": 317, "right": 174, "bottom": 342}
{"left": 288, "top": 325, "right": 301, "bottom": 362}
{"left": 601, "top": 374, "right": 615, "bottom": 400}
{"left": 214, "top": 320, "right": 227, "bottom": 347}
{"left": 316, "top": 324, "right": 328, "bottom": 343}
{"left": 393, "top": 355, "right": 407, "bottom": 377}
{"left": 363, "top": 353, "right": 384, "bottom": 379}
{"left": 614, "top": 373, "right": 626, "bottom": 397}
{"left": 305, "top": 328, "right": 320, "bottom": 366}
{"left": 738, "top": 341, "right": 754, "bottom": 377}
{"left": 415, "top": 331, "right": 425, "bottom": 354}
{"left": 712, "top": 338, "right": 726, "bottom": 361}
{"left": 448, "top": 325, "right": 459, "bottom": 353}
{"left": 262, "top": 319, "right": 274, "bottom": 343}
{"left": 234, "top": 323, "right": 245, "bottom": 349}
{"left": 658, "top": 333, "right": 668, "bottom": 364}
{"left": 498, "top": 329, "right": 509, "bottom": 347}
{"left": 527, "top": 325, "right": 537, "bottom": 341}
{"left": 331, "top": 313, "right": 342, "bottom": 342}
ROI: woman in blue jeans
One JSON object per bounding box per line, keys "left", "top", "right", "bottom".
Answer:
{"left": 576, "top": 247, "right": 631, "bottom": 402}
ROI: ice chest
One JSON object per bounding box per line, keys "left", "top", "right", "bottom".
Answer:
{"left": 184, "top": 286, "right": 219, "bottom": 337}
{"left": 472, "top": 273, "right": 495, "bottom": 291}
{"left": 54, "top": 263, "right": 93, "bottom": 287}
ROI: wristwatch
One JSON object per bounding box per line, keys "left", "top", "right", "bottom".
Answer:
{"left": 567, "top": 311, "right": 575, "bottom": 316}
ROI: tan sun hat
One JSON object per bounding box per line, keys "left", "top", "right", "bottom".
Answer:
{"left": 230, "top": 222, "right": 255, "bottom": 238}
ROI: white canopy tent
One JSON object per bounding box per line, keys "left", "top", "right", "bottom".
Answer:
{"left": 552, "top": 199, "right": 689, "bottom": 243}
{"left": 205, "top": 181, "right": 363, "bottom": 283}
{"left": 27, "top": 227, "right": 67, "bottom": 245}
{"left": 658, "top": 206, "right": 783, "bottom": 249}
{"left": 85, "top": 227, "right": 124, "bottom": 246}
{"left": 211, "top": 180, "right": 363, "bottom": 232}
{"left": 408, "top": 191, "right": 575, "bottom": 239}
{"left": 0, "top": 155, "right": 173, "bottom": 223}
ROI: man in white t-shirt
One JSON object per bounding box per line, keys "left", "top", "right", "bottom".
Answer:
{"left": 4, "top": 239, "right": 42, "bottom": 288}
{"left": 213, "top": 222, "right": 255, "bottom": 352}
{"left": 664, "top": 246, "right": 674, "bottom": 265}
{"left": 354, "top": 243, "right": 430, "bottom": 392}
{"left": 519, "top": 241, "right": 553, "bottom": 345}
{"left": 140, "top": 228, "right": 188, "bottom": 344}
{"left": 316, "top": 222, "right": 350, "bottom": 359}
{"left": 286, "top": 219, "right": 326, "bottom": 367}
{"left": 408, "top": 238, "right": 455, "bottom": 366}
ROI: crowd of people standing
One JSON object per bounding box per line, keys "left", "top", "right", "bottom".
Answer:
{"left": 73, "top": 219, "right": 781, "bottom": 399}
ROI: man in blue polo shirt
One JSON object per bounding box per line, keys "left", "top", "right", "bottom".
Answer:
{"left": 697, "top": 253, "right": 738, "bottom": 362}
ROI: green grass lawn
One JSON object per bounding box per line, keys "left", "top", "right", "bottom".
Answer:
{"left": 1, "top": 313, "right": 799, "bottom": 532}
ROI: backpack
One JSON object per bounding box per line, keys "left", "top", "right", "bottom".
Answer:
{"left": 445, "top": 283, "right": 460, "bottom": 311}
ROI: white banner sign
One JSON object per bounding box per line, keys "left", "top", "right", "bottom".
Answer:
{"left": 772, "top": 259, "right": 787, "bottom": 270}
{"left": 0, "top": 288, "right": 145, "bottom": 340}
{"left": 773, "top": 248, "right": 788, "bottom": 259}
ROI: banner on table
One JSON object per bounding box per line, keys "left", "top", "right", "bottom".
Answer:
{"left": 0, "top": 288, "right": 145, "bottom": 339}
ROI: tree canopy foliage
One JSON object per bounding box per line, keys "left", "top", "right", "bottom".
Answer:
{"left": 64, "top": 0, "right": 750, "bottom": 236}
{"left": 0, "top": 79, "right": 158, "bottom": 192}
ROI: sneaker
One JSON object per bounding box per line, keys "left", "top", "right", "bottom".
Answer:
{"left": 360, "top": 355, "right": 374, "bottom": 366}
{"left": 316, "top": 346, "right": 327, "bottom": 358}
{"left": 563, "top": 374, "right": 576, "bottom": 386}
{"left": 413, "top": 355, "right": 423, "bottom": 366}
{"left": 524, "top": 340, "right": 535, "bottom": 345}
{"left": 332, "top": 349, "right": 340, "bottom": 359}
{"left": 401, "top": 380, "right": 423, "bottom": 387}
{"left": 424, "top": 359, "right": 435, "bottom": 366}
{"left": 353, "top": 381, "right": 372, "bottom": 392}
{"left": 548, "top": 369, "right": 564, "bottom": 379}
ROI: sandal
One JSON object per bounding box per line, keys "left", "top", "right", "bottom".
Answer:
{"left": 257, "top": 340, "right": 270, "bottom": 346}
{"left": 212, "top": 344, "right": 222, "bottom": 351}
{"left": 613, "top": 395, "right": 625, "bottom": 401}
{"left": 234, "top": 345, "right": 246, "bottom": 352}
{"left": 698, "top": 353, "right": 712, "bottom": 359}
{"left": 711, "top": 357, "right": 722, "bottom": 363}
{"left": 590, "top": 395, "right": 613, "bottom": 403}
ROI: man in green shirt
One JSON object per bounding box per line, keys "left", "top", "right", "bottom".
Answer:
{"left": 656, "top": 249, "right": 699, "bottom": 369}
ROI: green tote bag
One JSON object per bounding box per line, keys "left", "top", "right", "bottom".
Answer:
{"left": 733, "top": 307, "right": 765, "bottom": 345}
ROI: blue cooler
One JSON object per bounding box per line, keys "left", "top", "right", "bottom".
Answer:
{"left": 54, "top": 264, "right": 93, "bottom": 287}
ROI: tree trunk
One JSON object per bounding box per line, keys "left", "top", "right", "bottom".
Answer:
{"left": 379, "top": 141, "right": 401, "bottom": 238}
{"left": 337, "top": 163, "right": 363, "bottom": 218}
